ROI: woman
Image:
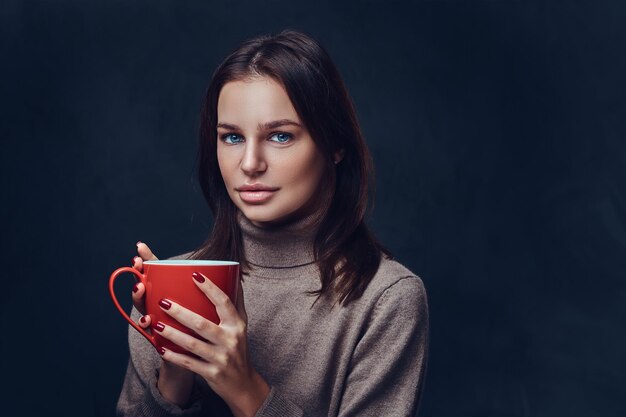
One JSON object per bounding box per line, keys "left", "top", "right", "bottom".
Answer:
{"left": 117, "top": 30, "right": 429, "bottom": 417}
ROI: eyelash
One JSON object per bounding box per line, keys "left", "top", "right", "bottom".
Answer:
{"left": 220, "top": 133, "right": 243, "bottom": 144}
{"left": 219, "top": 132, "right": 294, "bottom": 145}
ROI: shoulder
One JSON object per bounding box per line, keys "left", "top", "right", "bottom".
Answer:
{"left": 364, "top": 255, "right": 427, "bottom": 304}
{"left": 344, "top": 254, "right": 428, "bottom": 326}
{"left": 354, "top": 255, "right": 429, "bottom": 343}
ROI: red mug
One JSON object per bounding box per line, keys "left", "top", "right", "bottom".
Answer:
{"left": 109, "top": 260, "right": 240, "bottom": 353}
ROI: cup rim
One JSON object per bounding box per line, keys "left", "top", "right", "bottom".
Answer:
{"left": 143, "top": 260, "right": 239, "bottom": 266}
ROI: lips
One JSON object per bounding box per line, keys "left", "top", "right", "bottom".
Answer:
{"left": 236, "top": 184, "right": 280, "bottom": 192}
{"left": 236, "top": 184, "right": 279, "bottom": 204}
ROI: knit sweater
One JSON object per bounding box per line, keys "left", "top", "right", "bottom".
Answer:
{"left": 116, "top": 212, "right": 429, "bottom": 417}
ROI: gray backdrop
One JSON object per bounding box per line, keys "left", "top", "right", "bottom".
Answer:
{"left": 2, "top": 1, "right": 625, "bottom": 416}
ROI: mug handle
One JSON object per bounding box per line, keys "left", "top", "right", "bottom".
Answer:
{"left": 108, "top": 267, "right": 157, "bottom": 349}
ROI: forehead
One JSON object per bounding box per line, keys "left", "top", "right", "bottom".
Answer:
{"left": 217, "top": 77, "right": 300, "bottom": 124}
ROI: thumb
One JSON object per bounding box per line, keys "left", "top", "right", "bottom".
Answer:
{"left": 136, "top": 241, "right": 159, "bottom": 261}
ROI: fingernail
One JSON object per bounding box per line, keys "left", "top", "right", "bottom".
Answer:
{"left": 159, "top": 347, "right": 166, "bottom": 355}
{"left": 159, "top": 299, "right": 172, "bottom": 310}
{"left": 136, "top": 241, "right": 142, "bottom": 247}
{"left": 132, "top": 283, "right": 139, "bottom": 293}
{"left": 152, "top": 321, "right": 165, "bottom": 332}
{"left": 140, "top": 315, "right": 146, "bottom": 324}
{"left": 132, "top": 256, "right": 140, "bottom": 265}
{"left": 192, "top": 272, "right": 205, "bottom": 283}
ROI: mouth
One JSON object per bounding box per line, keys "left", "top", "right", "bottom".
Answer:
{"left": 235, "top": 184, "right": 279, "bottom": 204}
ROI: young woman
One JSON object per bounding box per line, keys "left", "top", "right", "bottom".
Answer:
{"left": 117, "top": 30, "right": 429, "bottom": 417}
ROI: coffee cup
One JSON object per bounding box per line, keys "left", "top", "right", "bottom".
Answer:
{"left": 109, "top": 260, "right": 240, "bottom": 353}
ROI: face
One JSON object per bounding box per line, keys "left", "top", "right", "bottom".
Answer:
{"left": 216, "top": 76, "right": 328, "bottom": 227}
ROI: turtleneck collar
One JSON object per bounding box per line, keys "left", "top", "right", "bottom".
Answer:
{"left": 238, "top": 209, "right": 322, "bottom": 269}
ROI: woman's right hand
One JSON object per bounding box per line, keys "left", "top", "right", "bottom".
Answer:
{"left": 131, "top": 241, "right": 159, "bottom": 317}
{"left": 131, "top": 242, "right": 195, "bottom": 407}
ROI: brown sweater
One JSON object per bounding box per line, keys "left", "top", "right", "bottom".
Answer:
{"left": 116, "top": 212, "right": 429, "bottom": 416}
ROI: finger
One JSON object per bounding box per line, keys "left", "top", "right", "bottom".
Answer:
{"left": 159, "top": 298, "right": 221, "bottom": 343}
{"left": 152, "top": 321, "right": 220, "bottom": 362}
{"left": 138, "top": 314, "right": 152, "bottom": 330}
{"left": 159, "top": 346, "right": 220, "bottom": 381}
{"left": 136, "top": 241, "right": 159, "bottom": 262}
{"left": 235, "top": 281, "right": 247, "bottom": 324}
{"left": 132, "top": 255, "right": 144, "bottom": 273}
{"left": 132, "top": 282, "right": 147, "bottom": 314}
{"left": 191, "top": 272, "right": 239, "bottom": 326}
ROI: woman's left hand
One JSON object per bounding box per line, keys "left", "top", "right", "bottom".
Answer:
{"left": 153, "top": 271, "right": 270, "bottom": 417}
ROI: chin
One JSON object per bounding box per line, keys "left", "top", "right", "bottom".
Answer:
{"left": 240, "top": 206, "right": 283, "bottom": 225}
{"left": 239, "top": 205, "right": 300, "bottom": 227}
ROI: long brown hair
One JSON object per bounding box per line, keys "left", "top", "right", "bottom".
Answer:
{"left": 190, "top": 29, "right": 392, "bottom": 305}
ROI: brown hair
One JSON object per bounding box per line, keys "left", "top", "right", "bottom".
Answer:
{"left": 190, "top": 29, "right": 391, "bottom": 305}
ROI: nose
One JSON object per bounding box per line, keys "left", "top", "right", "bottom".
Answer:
{"left": 240, "top": 140, "right": 267, "bottom": 176}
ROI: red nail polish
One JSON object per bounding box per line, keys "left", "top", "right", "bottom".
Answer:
{"left": 152, "top": 321, "right": 165, "bottom": 332}
{"left": 159, "top": 299, "right": 171, "bottom": 310}
{"left": 132, "top": 283, "right": 139, "bottom": 293}
{"left": 159, "top": 347, "right": 166, "bottom": 355}
{"left": 140, "top": 316, "right": 146, "bottom": 324}
{"left": 192, "top": 272, "right": 205, "bottom": 283}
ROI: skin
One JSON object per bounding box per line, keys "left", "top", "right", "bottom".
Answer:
{"left": 131, "top": 245, "right": 266, "bottom": 417}
{"left": 129, "top": 76, "right": 343, "bottom": 416}
{"left": 216, "top": 76, "right": 329, "bottom": 227}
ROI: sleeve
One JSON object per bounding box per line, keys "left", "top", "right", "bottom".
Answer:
{"left": 337, "top": 276, "right": 429, "bottom": 417}
{"left": 253, "top": 388, "right": 306, "bottom": 417}
{"left": 116, "top": 308, "right": 204, "bottom": 417}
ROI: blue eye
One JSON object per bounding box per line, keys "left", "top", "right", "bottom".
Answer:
{"left": 221, "top": 134, "right": 244, "bottom": 144}
{"left": 269, "top": 132, "right": 293, "bottom": 143}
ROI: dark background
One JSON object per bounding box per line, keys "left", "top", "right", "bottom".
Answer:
{"left": 1, "top": 0, "right": 625, "bottom": 416}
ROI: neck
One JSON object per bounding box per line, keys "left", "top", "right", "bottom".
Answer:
{"left": 238, "top": 210, "right": 322, "bottom": 269}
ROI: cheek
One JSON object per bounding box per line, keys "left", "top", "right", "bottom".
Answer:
{"left": 217, "top": 148, "right": 236, "bottom": 186}
{"left": 281, "top": 151, "right": 326, "bottom": 194}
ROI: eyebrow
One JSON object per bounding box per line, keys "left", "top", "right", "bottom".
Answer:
{"left": 216, "top": 119, "right": 303, "bottom": 131}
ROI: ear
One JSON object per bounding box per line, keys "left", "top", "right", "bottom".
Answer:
{"left": 333, "top": 149, "right": 345, "bottom": 165}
